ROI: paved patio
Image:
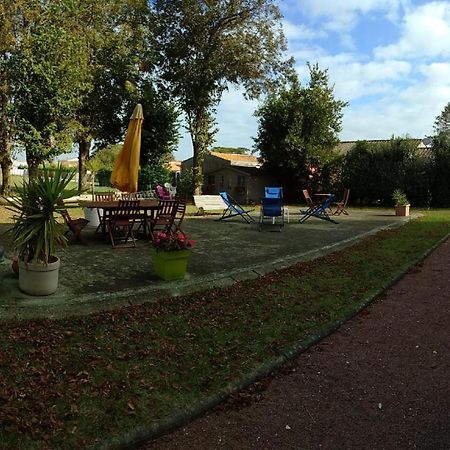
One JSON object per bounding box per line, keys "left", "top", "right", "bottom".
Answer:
{"left": 0, "top": 208, "right": 412, "bottom": 319}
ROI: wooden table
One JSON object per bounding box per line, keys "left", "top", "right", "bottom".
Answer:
{"left": 79, "top": 199, "right": 159, "bottom": 236}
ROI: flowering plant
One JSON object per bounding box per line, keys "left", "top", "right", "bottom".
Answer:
{"left": 152, "top": 231, "right": 195, "bottom": 252}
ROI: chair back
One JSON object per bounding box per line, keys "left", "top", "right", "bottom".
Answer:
{"left": 61, "top": 209, "right": 72, "bottom": 224}
{"left": 342, "top": 188, "right": 350, "bottom": 205}
{"left": 262, "top": 187, "right": 283, "bottom": 217}
{"left": 157, "top": 199, "right": 178, "bottom": 217}
{"left": 120, "top": 192, "right": 138, "bottom": 200}
{"left": 265, "top": 187, "right": 283, "bottom": 199}
{"left": 302, "top": 189, "right": 314, "bottom": 207}
{"left": 173, "top": 201, "right": 186, "bottom": 231}
{"left": 320, "top": 194, "right": 334, "bottom": 211}
{"left": 95, "top": 192, "right": 115, "bottom": 201}
{"left": 111, "top": 200, "right": 140, "bottom": 222}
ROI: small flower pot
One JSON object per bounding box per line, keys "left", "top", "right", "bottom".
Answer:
{"left": 152, "top": 249, "right": 190, "bottom": 281}
{"left": 395, "top": 204, "right": 410, "bottom": 217}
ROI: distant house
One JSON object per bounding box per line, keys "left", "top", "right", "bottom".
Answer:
{"left": 182, "top": 151, "right": 276, "bottom": 203}
{"left": 334, "top": 138, "right": 433, "bottom": 158}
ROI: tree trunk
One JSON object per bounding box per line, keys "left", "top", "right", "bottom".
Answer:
{"left": 26, "top": 153, "right": 40, "bottom": 180}
{"left": 78, "top": 138, "right": 91, "bottom": 193}
{"left": 189, "top": 108, "right": 215, "bottom": 196}
{"left": 0, "top": 154, "right": 12, "bottom": 195}
{"left": 192, "top": 149, "right": 203, "bottom": 196}
{"left": 0, "top": 60, "right": 12, "bottom": 195}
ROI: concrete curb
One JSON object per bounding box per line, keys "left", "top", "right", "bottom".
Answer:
{"left": 95, "top": 229, "right": 450, "bottom": 450}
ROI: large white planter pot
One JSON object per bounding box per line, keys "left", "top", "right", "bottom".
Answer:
{"left": 18, "top": 257, "right": 61, "bottom": 296}
{"left": 84, "top": 207, "right": 100, "bottom": 228}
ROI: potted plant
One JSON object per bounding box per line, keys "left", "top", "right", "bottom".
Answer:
{"left": 6, "top": 165, "right": 77, "bottom": 295}
{"left": 151, "top": 231, "right": 195, "bottom": 280}
{"left": 393, "top": 189, "right": 410, "bottom": 217}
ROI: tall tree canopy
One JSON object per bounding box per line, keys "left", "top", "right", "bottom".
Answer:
{"left": 153, "top": 0, "right": 293, "bottom": 194}
{"left": 434, "top": 102, "right": 450, "bottom": 137}
{"left": 73, "top": 0, "right": 152, "bottom": 191}
{"left": 254, "top": 64, "right": 347, "bottom": 195}
{"left": 8, "top": 1, "right": 91, "bottom": 178}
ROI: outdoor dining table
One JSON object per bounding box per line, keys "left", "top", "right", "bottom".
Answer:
{"left": 78, "top": 199, "right": 159, "bottom": 236}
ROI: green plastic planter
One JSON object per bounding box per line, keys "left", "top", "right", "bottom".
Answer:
{"left": 152, "top": 249, "right": 191, "bottom": 281}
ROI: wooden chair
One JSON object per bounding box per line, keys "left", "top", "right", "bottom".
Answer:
{"left": 332, "top": 188, "right": 350, "bottom": 216}
{"left": 61, "top": 210, "right": 89, "bottom": 243}
{"left": 171, "top": 200, "right": 186, "bottom": 234}
{"left": 302, "top": 189, "right": 319, "bottom": 211}
{"left": 146, "top": 200, "right": 178, "bottom": 240}
{"left": 94, "top": 192, "right": 116, "bottom": 234}
{"left": 107, "top": 200, "right": 140, "bottom": 248}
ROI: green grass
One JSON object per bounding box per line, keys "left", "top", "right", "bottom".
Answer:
{"left": 0, "top": 210, "right": 449, "bottom": 449}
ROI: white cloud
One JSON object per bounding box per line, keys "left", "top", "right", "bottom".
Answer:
{"left": 375, "top": 2, "right": 450, "bottom": 59}
{"left": 173, "top": 89, "right": 258, "bottom": 161}
{"left": 297, "top": 0, "right": 407, "bottom": 32}
{"left": 342, "top": 62, "right": 450, "bottom": 140}
{"left": 282, "top": 20, "right": 327, "bottom": 41}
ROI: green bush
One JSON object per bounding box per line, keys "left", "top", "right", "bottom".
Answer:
{"left": 138, "top": 165, "right": 171, "bottom": 191}
{"left": 97, "top": 169, "right": 113, "bottom": 187}
{"left": 176, "top": 168, "right": 194, "bottom": 197}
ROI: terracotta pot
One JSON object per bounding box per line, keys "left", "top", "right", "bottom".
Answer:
{"left": 395, "top": 204, "right": 410, "bottom": 217}
{"left": 12, "top": 256, "right": 19, "bottom": 276}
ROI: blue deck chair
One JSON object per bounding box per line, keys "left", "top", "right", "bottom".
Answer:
{"left": 299, "top": 194, "right": 338, "bottom": 224}
{"left": 218, "top": 192, "right": 254, "bottom": 223}
{"left": 259, "top": 187, "right": 284, "bottom": 231}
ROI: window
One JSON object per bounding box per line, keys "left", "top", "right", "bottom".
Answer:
{"left": 207, "top": 175, "right": 215, "bottom": 186}
{"left": 237, "top": 175, "right": 246, "bottom": 187}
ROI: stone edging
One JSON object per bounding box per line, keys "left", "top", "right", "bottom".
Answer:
{"left": 95, "top": 228, "right": 449, "bottom": 450}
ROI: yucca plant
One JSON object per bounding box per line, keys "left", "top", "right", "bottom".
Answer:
{"left": 6, "top": 165, "right": 78, "bottom": 263}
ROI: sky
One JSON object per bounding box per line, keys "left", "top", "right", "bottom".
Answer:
{"left": 174, "top": 0, "right": 450, "bottom": 162}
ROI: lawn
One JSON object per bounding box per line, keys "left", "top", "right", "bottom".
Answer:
{"left": 0, "top": 210, "right": 449, "bottom": 449}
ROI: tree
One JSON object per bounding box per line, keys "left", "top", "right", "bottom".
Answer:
{"left": 10, "top": 1, "right": 90, "bottom": 178}
{"left": 153, "top": 0, "right": 293, "bottom": 194}
{"left": 434, "top": 102, "right": 450, "bottom": 137}
{"left": 0, "top": 0, "right": 31, "bottom": 193}
{"left": 254, "top": 64, "right": 347, "bottom": 196}
{"left": 138, "top": 81, "right": 180, "bottom": 168}
{"left": 73, "top": 0, "right": 152, "bottom": 192}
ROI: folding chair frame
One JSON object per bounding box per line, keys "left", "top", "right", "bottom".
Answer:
{"left": 107, "top": 200, "right": 140, "bottom": 248}
{"left": 217, "top": 192, "right": 254, "bottom": 223}
{"left": 299, "top": 195, "right": 338, "bottom": 224}
{"left": 259, "top": 187, "right": 284, "bottom": 232}
{"left": 332, "top": 188, "right": 350, "bottom": 216}
{"left": 61, "top": 210, "right": 89, "bottom": 243}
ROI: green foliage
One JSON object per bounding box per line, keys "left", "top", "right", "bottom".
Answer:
{"left": 211, "top": 147, "right": 250, "bottom": 154}
{"left": 6, "top": 165, "right": 77, "bottom": 263}
{"left": 430, "top": 133, "right": 450, "bottom": 207}
{"left": 255, "top": 65, "right": 347, "bottom": 198}
{"left": 137, "top": 82, "right": 180, "bottom": 167}
{"left": 153, "top": 0, "right": 293, "bottom": 194}
{"left": 88, "top": 145, "right": 121, "bottom": 172}
{"left": 138, "top": 165, "right": 171, "bottom": 191}
{"left": 392, "top": 189, "right": 409, "bottom": 206}
{"left": 342, "top": 138, "right": 419, "bottom": 205}
{"left": 10, "top": 1, "right": 91, "bottom": 169}
{"left": 434, "top": 102, "right": 450, "bottom": 137}
{"left": 176, "top": 168, "right": 194, "bottom": 197}
{"left": 97, "top": 169, "right": 113, "bottom": 187}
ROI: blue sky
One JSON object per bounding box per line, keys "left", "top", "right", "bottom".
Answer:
{"left": 174, "top": 0, "right": 450, "bottom": 162}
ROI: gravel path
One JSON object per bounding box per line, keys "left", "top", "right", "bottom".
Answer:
{"left": 144, "top": 239, "right": 450, "bottom": 450}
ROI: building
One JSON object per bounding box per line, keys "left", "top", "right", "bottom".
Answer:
{"left": 334, "top": 138, "right": 433, "bottom": 158}
{"left": 182, "top": 152, "right": 276, "bottom": 203}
